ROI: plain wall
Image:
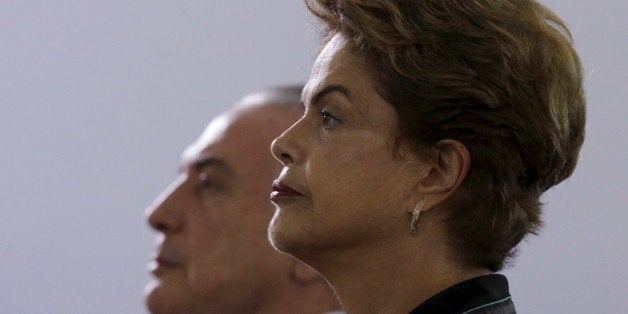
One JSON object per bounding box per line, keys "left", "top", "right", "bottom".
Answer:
{"left": 1, "top": 1, "right": 626, "bottom": 313}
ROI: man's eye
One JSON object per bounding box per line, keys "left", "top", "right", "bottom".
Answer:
{"left": 197, "top": 173, "right": 214, "bottom": 190}
{"left": 320, "top": 110, "right": 342, "bottom": 130}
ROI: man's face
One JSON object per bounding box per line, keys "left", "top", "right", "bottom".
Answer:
{"left": 144, "top": 97, "right": 300, "bottom": 314}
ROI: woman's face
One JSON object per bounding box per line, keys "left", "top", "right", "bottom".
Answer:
{"left": 270, "top": 34, "right": 427, "bottom": 259}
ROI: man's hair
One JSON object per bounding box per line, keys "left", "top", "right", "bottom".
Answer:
{"left": 259, "top": 84, "right": 304, "bottom": 110}
{"left": 305, "top": 0, "right": 586, "bottom": 271}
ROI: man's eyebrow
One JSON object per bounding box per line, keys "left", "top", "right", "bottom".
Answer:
{"left": 308, "top": 84, "right": 351, "bottom": 108}
{"left": 180, "top": 155, "right": 233, "bottom": 174}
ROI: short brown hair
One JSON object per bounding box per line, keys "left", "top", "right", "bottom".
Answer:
{"left": 306, "top": 0, "right": 585, "bottom": 271}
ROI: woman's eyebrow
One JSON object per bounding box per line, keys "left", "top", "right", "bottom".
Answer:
{"left": 307, "top": 84, "right": 351, "bottom": 108}
{"left": 306, "top": 83, "right": 372, "bottom": 121}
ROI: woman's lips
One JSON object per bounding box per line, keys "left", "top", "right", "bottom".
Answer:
{"left": 270, "top": 180, "right": 303, "bottom": 202}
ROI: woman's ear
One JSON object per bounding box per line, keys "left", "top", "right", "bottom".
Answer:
{"left": 418, "top": 139, "right": 470, "bottom": 205}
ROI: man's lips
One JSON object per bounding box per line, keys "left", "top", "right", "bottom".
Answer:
{"left": 148, "top": 255, "right": 181, "bottom": 275}
{"left": 270, "top": 180, "right": 304, "bottom": 201}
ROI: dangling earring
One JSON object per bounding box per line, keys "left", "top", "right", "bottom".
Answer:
{"left": 410, "top": 196, "right": 428, "bottom": 235}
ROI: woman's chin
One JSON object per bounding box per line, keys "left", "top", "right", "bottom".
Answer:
{"left": 268, "top": 213, "right": 294, "bottom": 252}
{"left": 268, "top": 211, "right": 314, "bottom": 256}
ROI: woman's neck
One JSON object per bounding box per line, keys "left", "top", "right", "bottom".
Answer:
{"left": 310, "top": 228, "right": 491, "bottom": 313}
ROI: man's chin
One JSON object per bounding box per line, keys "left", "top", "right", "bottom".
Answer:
{"left": 144, "top": 279, "right": 194, "bottom": 314}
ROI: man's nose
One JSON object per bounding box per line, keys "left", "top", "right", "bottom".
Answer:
{"left": 146, "top": 176, "right": 186, "bottom": 233}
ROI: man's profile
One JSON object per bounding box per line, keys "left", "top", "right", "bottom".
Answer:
{"left": 144, "top": 86, "right": 339, "bottom": 314}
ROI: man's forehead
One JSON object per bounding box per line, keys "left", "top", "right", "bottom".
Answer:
{"left": 180, "top": 104, "right": 288, "bottom": 168}
{"left": 181, "top": 113, "right": 232, "bottom": 165}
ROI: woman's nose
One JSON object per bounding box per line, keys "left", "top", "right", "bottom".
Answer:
{"left": 271, "top": 117, "right": 306, "bottom": 166}
{"left": 271, "top": 135, "right": 294, "bottom": 166}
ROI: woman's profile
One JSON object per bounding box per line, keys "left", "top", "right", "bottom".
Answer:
{"left": 269, "top": 1, "right": 585, "bottom": 313}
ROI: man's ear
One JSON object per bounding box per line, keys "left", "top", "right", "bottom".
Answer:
{"left": 290, "top": 259, "right": 322, "bottom": 285}
{"left": 418, "top": 139, "right": 470, "bottom": 207}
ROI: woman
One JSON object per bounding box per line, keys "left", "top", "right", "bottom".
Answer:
{"left": 269, "top": 1, "right": 585, "bottom": 313}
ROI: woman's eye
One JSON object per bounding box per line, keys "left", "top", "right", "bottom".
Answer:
{"left": 320, "top": 110, "right": 342, "bottom": 130}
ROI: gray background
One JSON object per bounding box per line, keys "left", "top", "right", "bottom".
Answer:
{"left": 1, "top": 1, "right": 625, "bottom": 313}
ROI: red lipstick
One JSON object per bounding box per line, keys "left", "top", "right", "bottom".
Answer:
{"left": 270, "top": 180, "right": 303, "bottom": 202}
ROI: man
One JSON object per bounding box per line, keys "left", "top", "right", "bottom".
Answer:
{"left": 144, "top": 86, "right": 339, "bottom": 313}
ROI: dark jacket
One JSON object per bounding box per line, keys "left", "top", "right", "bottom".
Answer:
{"left": 409, "top": 274, "right": 516, "bottom": 314}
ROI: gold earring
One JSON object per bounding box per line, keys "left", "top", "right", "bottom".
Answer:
{"left": 410, "top": 197, "right": 428, "bottom": 235}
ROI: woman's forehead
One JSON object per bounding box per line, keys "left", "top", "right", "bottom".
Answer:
{"left": 306, "top": 36, "right": 372, "bottom": 100}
